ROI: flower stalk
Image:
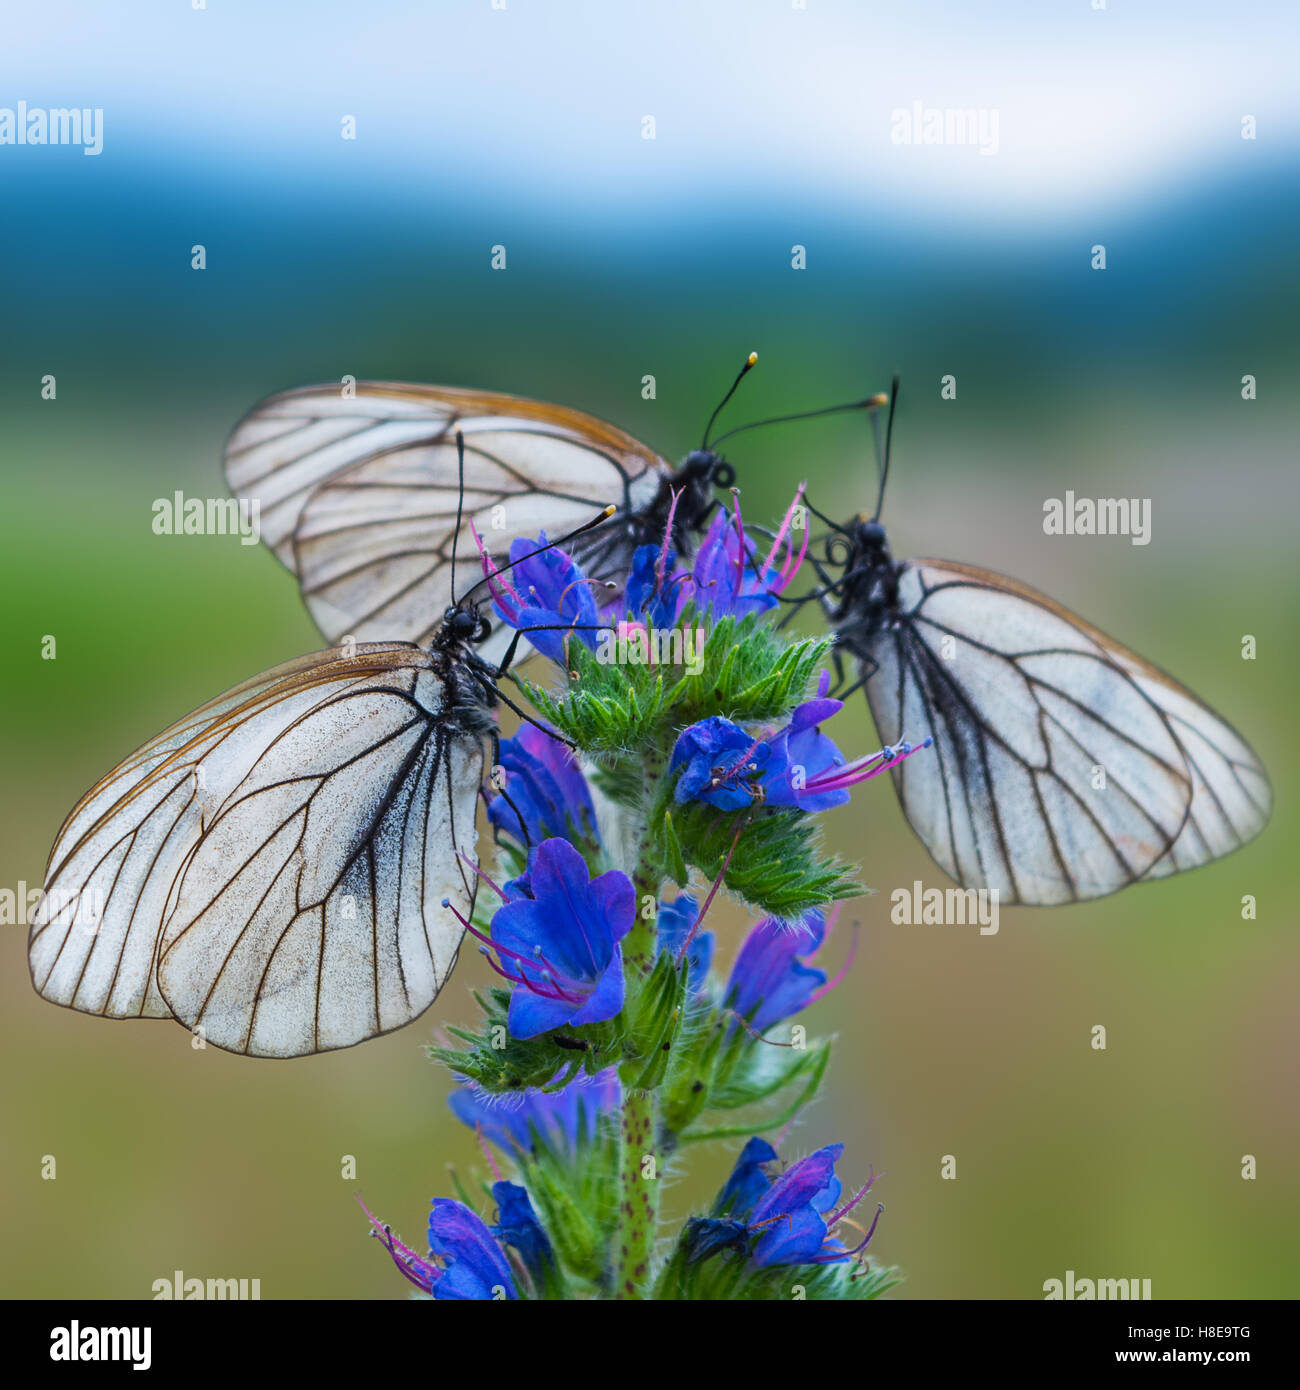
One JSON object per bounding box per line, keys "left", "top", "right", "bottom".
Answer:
{"left": 614, "top": 1085, "right": 659, "bottom": 1299}
{"left": 372, "top": 489, "right": 928, "bottom": 1300}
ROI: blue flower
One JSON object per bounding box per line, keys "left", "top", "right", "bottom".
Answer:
{"left": 670, "top": 673, "right": 932, "bottom": 813}
{"left": 487, "top": 838, "right": 635, "bottom": 1039}
{"left": 363, "top": 1193, "right": 543, "bottom": 1300}
{"left": 655, "top": 893, "right": 714, "bottom": 993}
{"left": 687, "top": 510, "right": 781, "bottom": 620}
{"left": 690, "top": 1139, "right": 880, "bottom": 1269}
{"left": 487, "top": 724, "right": 598, "bottom": 849}
{"left": 669, "top": 715, "right": 771, "bottom": 812}
{"left": 491, "top": 1181, "right": 556, "bottom": 1293}
{"left": 725, "top": 910, "right": 831, "bottom": 1032}
{"left": 623, "top": 485, "right": 811, "bottom": 629}
{"left": 760, "top": 672, "right": 852, "bottom": 811}
{"left": 746, "top": 1145, "right": 846, "bottom": 1266}
{"left": 427, "top": 1198, "right": 519, "bottom": 1299}
{"left": 480, "top": 530, "right": 600, "bottom": 664}
{"left": 625, "top": 542, "right": 683, "bottom": 629}
{"left": 713, "top": 1136, "right": 781, "bottom": 1217}
{"left": 448, "top": 1071, "right": 619, "bottom": 1155}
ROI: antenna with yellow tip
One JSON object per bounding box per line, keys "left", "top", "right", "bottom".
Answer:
{"left": 871, "top": 375, "right": 901, "bottom": 521}
{"left": 701, "top": 350, "right": 760, "bottom": 450}
{"left": 708, "top": 387, "right": 890, "bottom": 451}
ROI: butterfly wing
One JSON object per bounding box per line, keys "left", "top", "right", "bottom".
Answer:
{"left": 29, "top": 644, "right": 485, "bottom": 1055}
{"left": 857, "top": 560, "right": 1270, "bottom": 905}
{"left": 224, "top": 383, "right": 673, "bottom": 653}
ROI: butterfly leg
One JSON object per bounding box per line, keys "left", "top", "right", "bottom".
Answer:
{"left": 468, "top": 665, "right": 578, "bottom": 750}
{"left": 774, "top": 552, "right": 841, "bottom": 631}
{"left": 481, "top": 723, "right": 534, "bottom": 851}
{"left": 828, "top": 644, "right": 876, "bottom": 700}
{"left": 485, "top": 622, "right": 606, "bottom": 683}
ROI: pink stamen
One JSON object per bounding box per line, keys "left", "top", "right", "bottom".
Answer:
{"left": 478, "top": 949, "right": 578, "bottom": 1003}
{"left": 558, "top": 576, "right": 610, "bottom": 606}
{"left": 826, "top": 1166, "right": 883, "bottom": 1229}
{"left": 459, "top": 851, "right": 508, "bottom": 902}
{"left": 705, "top": 735, "right": 767, "bottom": 797}
{"left": 760, "top": 483, "right": 808, "bottom": 588}
{"left": 675, "top": 817, "right": 747, "bottom": 966}
{"left": 728, "top": 489, "right": 747, "bottom": 591}
{"left": 444, "top": 897, "right": 586, "bottom": 1004}
{"left": 472, "top": 521, "right": 523, "bottom": 621}
{"left": 821, "top": 1203, "right": 884, "bottom": 1262}
{"left": 475, "top": 1122, "right": 504, "bottom": 1182}
{"left": 808, "top": 921, "right": 859, "bottom": 1007}
{"left": 358, "top": 1196, "right": 438, "bottom": 1291}
{"left": 804, "top": 737, "right": 932, "bottom": 794}
{"left": 773, "top": 1115, "right": 801, "bottom": 1151}
{"left": 779, "top": 501, "right": 811, "bottom": 591}
{"left": 656, "top": 486, "right": 683, "bottom": 590}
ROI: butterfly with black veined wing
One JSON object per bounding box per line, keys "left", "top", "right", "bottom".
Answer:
{"left": 222, "top": 355, "right": 884, "bottom": 662}
{"left": 222, "top": 361, "right": 771, "bottom": 663}
{"left": 801, "top": 380, "right": 1272, "bottom": 906}
{"left": 27, "top": 484, "right": 615, "bottom": 1057}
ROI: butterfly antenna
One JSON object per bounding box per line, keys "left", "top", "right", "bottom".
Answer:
{"left": 459, "top": 504, "right": 618, "bottom": 605}
{"left": 450, "top": 429, "right": 467, "bottom": 605}
{"left": 710, "top": 391, "right": 888, "bottom": 450}
{"left": 873, "top": 375, "right": 900, "bottom": 522}
{"left": 701, "top": 350, "right": 759, "bottom": 449}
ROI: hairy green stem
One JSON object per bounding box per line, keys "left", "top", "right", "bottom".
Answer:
{"left": 613, "top": 796, "right": 665, "bottom": 1296}
{"left": 614, "top": 1083, "right": 659, "bottom": 1299}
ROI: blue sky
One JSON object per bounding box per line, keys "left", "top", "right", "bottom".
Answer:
{"left": 5, "top": 0, "right": 1298, "bottom": 231}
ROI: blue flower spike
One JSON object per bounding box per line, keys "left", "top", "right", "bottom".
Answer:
{"left": 365, "top": 471, "right": 915, "bottom": 1303}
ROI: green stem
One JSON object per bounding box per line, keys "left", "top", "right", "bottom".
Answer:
{"left": 614, "top": 827, "right": 665, "bottom": 1297}
{"left": 614, "top": 1083, "right": 659, "bottom": 1299}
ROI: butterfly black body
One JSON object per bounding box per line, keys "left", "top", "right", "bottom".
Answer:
{"left": 822, "top": 520, "right": 901, "bottom": 648}
{"left": 429, "top": 605, "right": 502, "bottom": 739}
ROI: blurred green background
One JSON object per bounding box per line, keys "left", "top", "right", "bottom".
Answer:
{"left": 2, "top": 0, "right": 1297, "bottom": 1299}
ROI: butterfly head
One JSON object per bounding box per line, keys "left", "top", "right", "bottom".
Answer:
{"left": 643, "top": 448, "right": 735, "bottom": 553}
{"left": 853, "top": 517, "right": 888, "bottom": 552}
{"left": 680, "top": 447, "right": 736, "bottom": 488}
{"left": 680, "top": 445, "right": 736, "bottom": 500}
{"left": 441, "top": 601, "right": 492, "bottom": 648}
{"left": 821, "top": 514, "right": 900, "bottom": 632}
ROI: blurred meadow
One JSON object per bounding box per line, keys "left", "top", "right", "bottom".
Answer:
{"left": 1, "top": 0, "right": 1297, "bottom": 1298}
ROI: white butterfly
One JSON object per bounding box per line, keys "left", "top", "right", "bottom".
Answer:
{"left": 813, "top": 387, "right": 1272, "bottom": 906}
{"left": 223, "top": 380, "right": 737, "bottom": 661}
{"left": 29, "top": 628, "right": 493, "bottom": 1057}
